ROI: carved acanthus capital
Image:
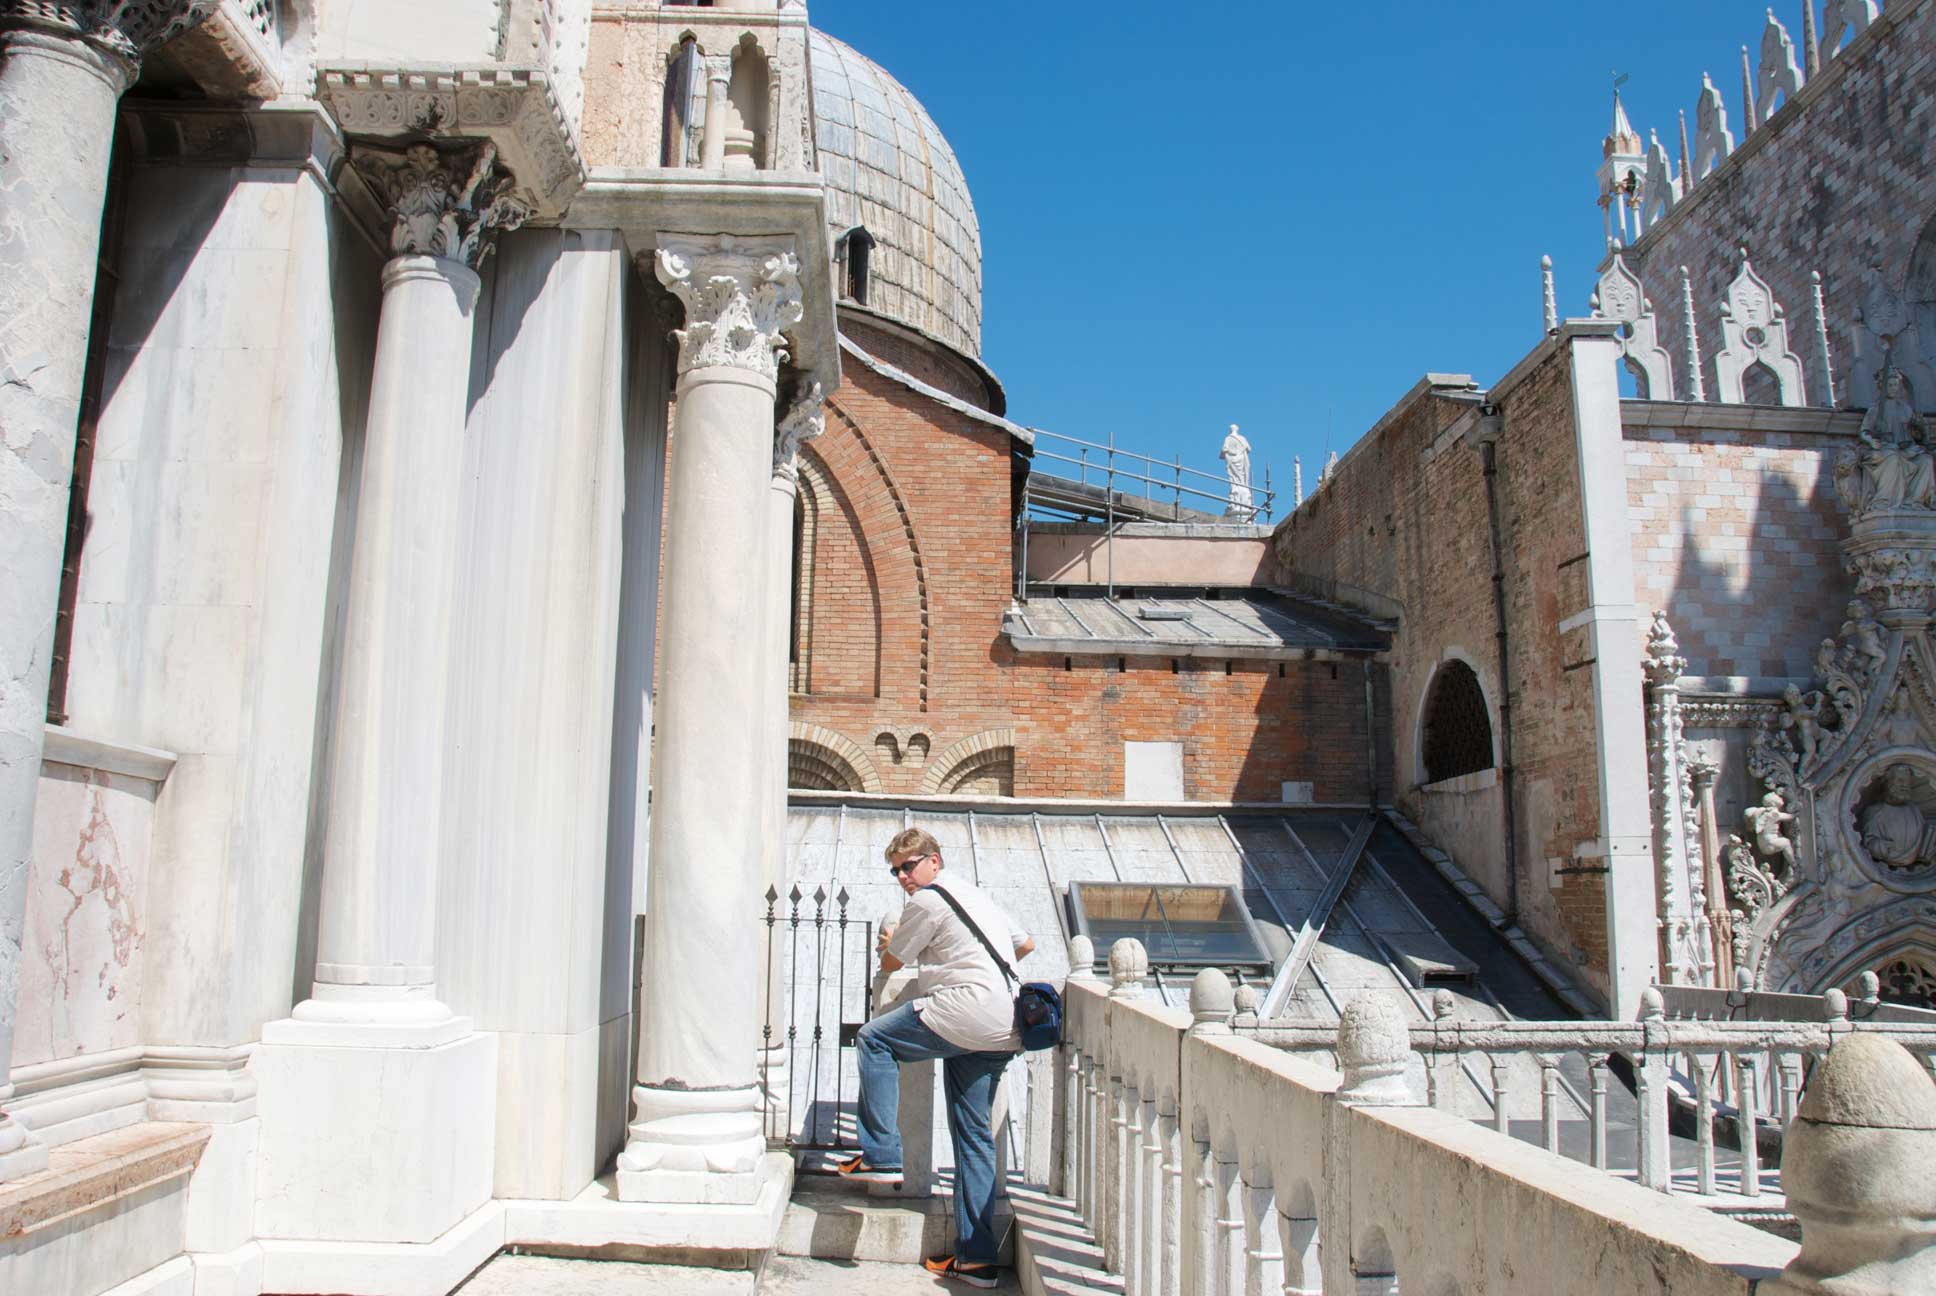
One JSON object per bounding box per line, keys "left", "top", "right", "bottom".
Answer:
{"left": 1, "top": 0, "right": 214, "bottom": 61}
{"left": 655, "top": 237, "right": 804, "bottom": 383}
{"left": 774, "top": 382, "right": 825, "bottom": 479}
{"left": 353, "top": 140, "right": 531, "bottom": 270}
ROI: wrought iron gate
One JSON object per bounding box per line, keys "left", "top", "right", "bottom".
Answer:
{"left": 762, "top": 884, "right": 875, "bottom": 1153}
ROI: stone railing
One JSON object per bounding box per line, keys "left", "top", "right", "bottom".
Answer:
{"left": 1230, "top": 983, "right": 1936, "bottom": 1201}
{"left": 1049, "top": 936, "right": 1936, "bottom": 1296}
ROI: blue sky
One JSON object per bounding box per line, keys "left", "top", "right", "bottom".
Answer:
{"left": 807, "top": 1, "right": 1828, "bottom": 516}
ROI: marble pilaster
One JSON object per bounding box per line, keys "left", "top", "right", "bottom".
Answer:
{"left": 618, "top": 234, "right": 801, "bottom": 1204}
{"left": 0, "top": 1, "right": 212, "bottom": 1185}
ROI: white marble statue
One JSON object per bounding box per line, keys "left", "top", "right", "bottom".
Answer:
{"left": 1221, "top": 423, "right": 1253, "bottom": 518}
{"left": 1862, "top": 764, "right": 1936, "bottom": 871}
{"left": 1745, "top": 790, "right": 1799, "bottom": 875}
{"left": 1840, "top": 369, "right": 1934, "bottom": 513}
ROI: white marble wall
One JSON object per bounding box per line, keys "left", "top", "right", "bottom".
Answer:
{"left": 310, "top": 0, "right": 503, "bottom": 64}
{"left": 438, "top": 228, "right": 657, "bottom": 1198}
{"left": 64, "top": 158, "right": 380, "bottom": 1052}
{"left": 17, "top": 750, "right": 166, "bottom": 1069}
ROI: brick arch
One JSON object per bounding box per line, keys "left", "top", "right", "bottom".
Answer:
{"left": 816, "top": 396, "right": 931, "bottom": 711}
{"left": 795, "top": 445, "right": 881, "bottom": 696}
{"left": 788, "top": 722, "right": 882, "bottom": 793}
{"left": 922, "top": 727, "right": 1015, "bottom": 796}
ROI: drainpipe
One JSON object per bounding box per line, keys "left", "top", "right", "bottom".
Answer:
{"left": 1476, "top": 404, "right": 1523, "bottom": 926}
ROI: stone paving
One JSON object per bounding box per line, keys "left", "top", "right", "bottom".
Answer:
{"left": 454, "top": 1252, "right": 1020, "bottom": 1294}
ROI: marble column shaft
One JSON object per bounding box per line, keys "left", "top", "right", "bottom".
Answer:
{"left": 620, "top": 235, "right": 801, "bottom": 1202}
{"left": 0, "top": 24, "right": 134, "bottom": 1180}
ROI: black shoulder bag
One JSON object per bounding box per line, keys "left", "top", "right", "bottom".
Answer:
{"left": 925, "top": 884, "right": 1063, "bottom": 1051}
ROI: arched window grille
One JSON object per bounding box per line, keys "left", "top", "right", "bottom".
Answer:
{"left": 1421, "top": 660, "right": 1495, "bottom": 784}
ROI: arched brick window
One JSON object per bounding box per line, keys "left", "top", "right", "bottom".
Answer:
{"left": 1421, "top": 660, "right": 1494, "bottom": 784}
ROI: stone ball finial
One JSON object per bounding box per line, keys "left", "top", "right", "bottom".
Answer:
{"left": 1858, "top": 971, "right": 1881, "bottom": 1004}
{"left": 1823, "top": 988, "right": 1849, "bottom": 1021}
{"left": 1337, "top": 995, "right": 1416, "bottom": 1107}
{"left": 1432, "top": 989, "right": 1457, "bottom": 1020}
{"left": 1233, "top": 984, "right": 1260, "bottom": 1015}
{"left": 1735, "top": 967, "right": 1755, "bottom": 992}
{"left": 1639, "top": 987, "right": 1666, "bottom": 1020}
{"left": 1067, "top": 934, "right": 1097, "bottom": 981}
{"left": 1773, "top": 1033, "right": 1936, "bottom": 1294}
{"left": 1108, "top": 938, "right": 1148, "bottom": 998}
{"left": 1189, "top": 969, "right": 1234, "bottom": 1035}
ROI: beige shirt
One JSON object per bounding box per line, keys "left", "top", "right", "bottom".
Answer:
{"left": 886, "top": 878, "right": 1029, "bottom": 1053}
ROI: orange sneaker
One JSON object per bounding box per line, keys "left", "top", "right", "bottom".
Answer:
{"left": 921, "top": 1254, "right": 1000, "bottom": 1288}
{"left": 833, "top": 1153, "right": 901, "bottom": 1184}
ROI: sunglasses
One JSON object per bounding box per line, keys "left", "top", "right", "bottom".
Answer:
{"left": 888, "top": 853, "right": 933, "bottom": 877}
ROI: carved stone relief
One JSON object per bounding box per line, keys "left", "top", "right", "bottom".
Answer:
{"left": 1592, "top": 253, "right": 1674, "bottom": 399}
{"left": 0, "top": 0, "right": 216, "bottom": 59}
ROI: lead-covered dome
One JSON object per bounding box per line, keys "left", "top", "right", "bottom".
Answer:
{"left": 809, "top": 30, "right": 983, "bottom": 361}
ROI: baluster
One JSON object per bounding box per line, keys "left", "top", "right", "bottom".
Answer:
{"left": 1109, "top": 1075, "right": 1130, "bottom": 1269}
{"left": 1084, "top": 1060, "right": 1103, "bottom": 1233}
{"left": 1243, "top": 1180, "right": 1284, "bottom": 1296}
{"left": 1124, "top": 1086, "right": 1144, "bottom": 1296}
{"left": 1538, "top": 1055, "right": 1561, "bottom": 1153}
{"left": 1216, "top": 1157, "right": 1245, "bottom": 1296}
{"left": 1588, "top": 1056, "right": 1609, "bottom": 1169}
{"left": 1778, "top": 1052, "right": 1802, "bottom": 1126}
{"left": 1637, "top": 991, "right": 1672, "bottom": 1191}
{"left": 1693, "top": 1051, "right": 1716, "bottom": 1196}
{"left": 1736, "top": 1052, "right": 1762, "bottom": 1197}
{"left": 1159, "top": 1107, "right": 1183, "bottom": 1296}
{"left": 1141, "top": 1100, "right": 1161, "bottom": 1296}
{"left": 1491, "top": 1055, "right": 1511, "bottom": 1136}
{"left": 1193, "top": 1137, "right": 1217, "bottom": 1296}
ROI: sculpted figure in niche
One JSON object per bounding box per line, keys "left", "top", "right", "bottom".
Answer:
{"left": 1781, "top": 682, "right": 1828, "bottom": 764}
{"left": 1861, "top": 763, "right": 1936, "bottom": 871}
{"left": 1847, "top": 368, "right": 1934, "bottom": 511}
{"left": 1841, "top": 599, "right": 1888, "bottom": 680}
{"left": 1745, "top": 791, "right": 1798, "bottom": 875}
{"left": 1221, "top": 424, "right": 1253, "bottom": 518}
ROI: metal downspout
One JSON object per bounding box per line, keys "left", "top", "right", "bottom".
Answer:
{"left": 1480, "top": 424, "right": 1522, "bottom": 925}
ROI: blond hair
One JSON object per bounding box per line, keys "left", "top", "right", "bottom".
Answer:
{"left": 884, "top": 827, "right": 941, "bottom": 864}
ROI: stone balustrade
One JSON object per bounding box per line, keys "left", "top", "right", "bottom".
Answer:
{"left": 1046, "top": 938, "right": 1935, "bottom": 1296}
{"left": 1226, "top": 983, "right": 1936, "bottom": 1201}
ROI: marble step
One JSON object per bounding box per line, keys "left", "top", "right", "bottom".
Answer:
{"left": 777, "top": 1174, "right": 1014, "bottom": 1265}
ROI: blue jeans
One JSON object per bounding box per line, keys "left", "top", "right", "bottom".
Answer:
{"left": 855, "top": 1001, "right": 1012, "bottom": 1265}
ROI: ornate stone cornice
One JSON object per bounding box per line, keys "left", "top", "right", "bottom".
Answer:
{"left": 352, "top": 140, "right": 530, "bottom": 269}
{"left": 655, "top": 236, "right": 804, "bottom": 383}
{"left": 318, "top": 65, "right": 586, "bottom": 220}
{"left": 0, "top": 0, "right": 213, "bottom": 60}
{"left": 774, "top": 382, "right": 824, "bottom": 480}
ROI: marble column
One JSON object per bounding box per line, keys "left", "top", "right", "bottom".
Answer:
{"left": 0, "top": 1, "right": 211, "bottom": 1184}
{"left": 759, "top": 383, "right": 821, "bottom": 1125}
{"left": 253, "top": 140, "right": 524, "bottom": 1245}
{"left": 274, "top": 142, "right": 527, "bottom": 1042}
{"left": 618, "top": 235, "right": 802, "bottom": 1204}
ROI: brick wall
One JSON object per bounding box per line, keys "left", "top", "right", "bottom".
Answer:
{"left": 1273, "top": 349, "right": 1621, "bottom": 995}
{"left": 790, "top": 346, "right": 1378, "bottom": 803}
{"left": 1620, "top": 0, "right": 1936, "bottom": 406}
{"left": 1623, "top": 413, "right": 1855, "bottom": 680}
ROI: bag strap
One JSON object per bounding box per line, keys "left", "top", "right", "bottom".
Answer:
{"left": 925, "top": 883, "right": 1018, "bottom": 987}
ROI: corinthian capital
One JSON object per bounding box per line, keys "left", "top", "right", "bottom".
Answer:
{"left": 1, "top": 0, "right": 215, "bottom": 60}
{"left": 353, "top": 140, "right": 531, "bottom": 270}
{"left": 655, "top": 236, "right": 804, "bottom": 383}
{"left": 774, "top": 382, "right": 825, "bottom": 479}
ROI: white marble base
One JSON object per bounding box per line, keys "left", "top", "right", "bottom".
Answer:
{"left": 0, "top": 1136, "right": 49, "bottom": 1183}
{"left": 182, "top": 1119, "right": 257, "bottom": 1254}
{"left": 256, "top": 1201, "right": 505, "bottom": 1296}
{"left": 102, "top": 1255, "right": 194, "bottom": 1296}
{"left": 188, "top": 1242, "right": 264, "bottom": 1296}
{"left": 616, "top": 1083, "right": 768, "bottom": 1204}
{"left": 502, "top": 1153, "right": 793, "bottom": 1260}
{"left": 253, "top": 1031, "right": 496, "bottom": 1243}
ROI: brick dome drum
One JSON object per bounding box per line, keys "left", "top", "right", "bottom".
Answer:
{"left": 809, "top": 30, "right": 983, "bottom": 361}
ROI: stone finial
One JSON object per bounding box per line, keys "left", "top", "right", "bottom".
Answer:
{"left": 1809, "top": 271, "right": 1837, "bottom": 409}
{"left": 1644, "top": 611, "right": 1688, "bottom": 685}
{"left": 1640, "top": 986, "right": 1666, "bottom": 1020}
{"left": 1337, "top": 995, "right": 1416, "bottom": 1106}
{"left": 1802, "top": 0, "right": 1821, "bottom": 77}
{"left": 1108, "top": 938, "right": 1148, "bottom": 998}
{"left": 1189, "top": 968, "right": 1234, "bottom": 1035}
{"left": 1681, "top": 265, "right": 1709, "bottom": 401}
{"left": 1541, "top": 255, "right": 1559, "bottom": 333}
{"left": 1677, "top": 110, "right": 1694, "bottom": 195}
{"left": 1693, "top": 76, "right": 1735, "bottom": 180}
{"left": 1740, "top": 45, "right": 1758, "bottom": 135}
{"left": 1067, "top": 934, "right": 1098, "bottom": 981}
{"left": 1232, "top": 983, "right": 1260, "bottom": 1015}
{"left": 1857, "top": 970, "right": 1881, "bottom": 1005}
{"left": 1757, "top": 10, "right": 1805, "bottom": 121}
{"left": 1766, "top": 1033, "right": 1936, "bottom": 1294}
{"left": 1823, "top": 988, "right": 1849, "bottom": 1020}
{"left": 353, "top": 141, "right": 531, "bottom": 270}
